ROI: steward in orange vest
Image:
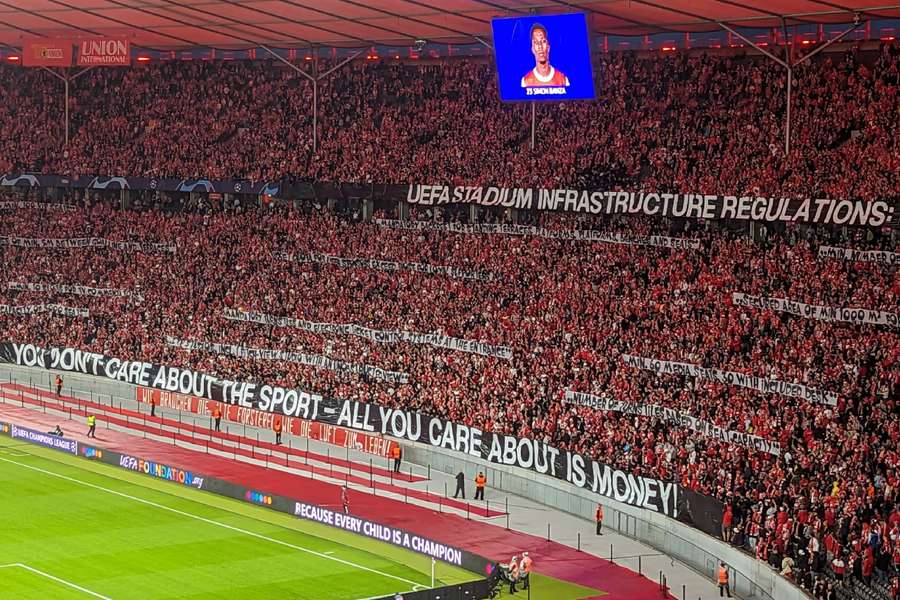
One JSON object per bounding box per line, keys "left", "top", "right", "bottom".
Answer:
{"left": 391, "top": 444, "right": 402, "bottom": 473}
{"left": 717, "top": 562, "right": 731, "bottom": 598}
{"left": 596, "top": 504, "right": 604, "bottom": 535}
{"left": 475, "top": 472, "right": 486, "bottom": 500}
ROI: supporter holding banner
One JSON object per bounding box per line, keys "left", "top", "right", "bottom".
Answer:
{"left": 223, "top": 308, "right": 512, "bottom": 360}
{"left": 77, "top": 38, "right": 130, "bottom": 66}
{"left": 0, "top": 304, "right": 88, "bottom": 318}
{"left": 621, "top": 354, "right": 838, "bottom": 406}
{"left": 372, "top": 219, "right": 701, "bottom": 250}
{"left": 563, "top": 390, "right": 781, "bottom": 456}
{"left": 817, "top": 246, "right": 897, "bottom": 266}
{"left": 0, "top": 236, "right": 175, "bottom": 254}
{"left": 165, "top": 336, "right": 410, "bottom": 385}
{"left": 22, "top": 38, "right": 73, "bottom": 67}
{"left": 6, "top": 282, "right": 143, "bottom": 302}
{"left": 274, "top": 252, "right": 495, "bottom": 282}
{"left": 0, "top": 342, "right": 684, "bottom": 520}
{"left": 732, "top": 292, "right": 898, "bottom": 328}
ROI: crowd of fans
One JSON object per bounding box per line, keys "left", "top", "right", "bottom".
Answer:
{"left": 0, "top": 40, "right": 897, "bottom": 600}
{"left": 1, "top": 43, "right": 898, "bottom": 200}
{"left": 0, "top": 195, "right": 896, "bottom": 598}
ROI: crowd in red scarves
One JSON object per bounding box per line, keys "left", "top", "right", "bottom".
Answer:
{"left": 0, "top": 195, "right": 896, "bottom": 598}
{"left": 1, "top": 44, "right": 898, "bottom": 201}
{"left": 0, "top": 36, "right": 898, "bottom": 600}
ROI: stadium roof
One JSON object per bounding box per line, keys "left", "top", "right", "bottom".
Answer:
{"left": 1, "top": 0, "right": 899, "bottom": 50}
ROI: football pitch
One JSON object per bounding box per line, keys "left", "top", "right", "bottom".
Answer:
{"left": 0, "top": 439, "right": 475, "bottom": 600}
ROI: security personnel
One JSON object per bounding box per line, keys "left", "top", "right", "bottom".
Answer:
{"left": 212, "top": 406, "right": 222, "bottom": 432}
{"left": 508, "top": 555, "right": 519, "bottom": 594}
{"left": 453, "top": 471, "right": 466, "bottom": 499}
{"left": 86, "top": 414, "right": 96, "bottom": 438}
{"left": 474, "top": 472, "right": 486, "bottom": 500}
{"left": 519, "top": 552, "right": 532, "bottom": 590}
{"left": 391, "top": 444, "right": 402, "bottom": 473}
{"left": 718, "top": 561, "right": 731, "bottom": 597}
{"left": 596, "top": 503, "right": 604, "bottom": 535}
{"left": 273, "top": 417, "right": 282, "bottom": 445}
{"left": 55, "top": 375, "right": 63, "bottom": 396}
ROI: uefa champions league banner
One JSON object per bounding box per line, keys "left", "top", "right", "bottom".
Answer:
{"left": 818, "top": 246, "right": 898, "bottom": 266}
{"left": 732, "top": 293, "right": 898, "bottom": 328}
{"left": 0, "top": 342, "right": 683, "bottom": 519}
{"left": 564, "top": 390, "right": 781, "bottom": 456}
{"left": 404, "top": 185, "right": 899, "bottom": 229}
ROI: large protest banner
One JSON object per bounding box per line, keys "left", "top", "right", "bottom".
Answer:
{"left": 0, "top": 342, "right": 688, "bottom": 520}
{"left": 404, "top": 185, "right": 897, "bottom": 229}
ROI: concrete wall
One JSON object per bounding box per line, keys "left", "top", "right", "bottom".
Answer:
{"left": 0, "top": 363, "right": 810, "bottom": 600}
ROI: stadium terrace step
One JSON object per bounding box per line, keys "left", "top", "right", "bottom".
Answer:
{"left": 0, "top": 384, "right": 506, "bottom": 519}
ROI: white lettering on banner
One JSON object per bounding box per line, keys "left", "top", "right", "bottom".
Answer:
{"left": 273, "top": 251, "right": 495, "bottom": 283}
{"left": 404, "top": 186, "right": 897, "bottom": 228}
{"left": 0, "top": 304, "right": 88, "bottom": 318}
{"left": 292, "top": 502, "right": 464, "bottom": 566}
{"left": 373, "top": 219, "right": 701, "bottom": 250}
{"left": 732, "top": 292, "right": 898, "bottom": 328}
{"left": 6, "top": 282, "right": 143, "bottom": 301}
{"left": 621, "top": 354, "right": 838, "bottom": 406}
{"left": 818, "top": 246, "right": 897, "bottom": 266}
{"left": 165, "top": 336, "right": 410, "bottom": 385}
{"left": 0, "top": 342, "right": 678, "bottom": 518}
{"left": 564, "top": 390, "right": 781, "bottom": 456}
{"left": 222, "top": 308, "right": 512, "bottom": 360}
{"left": 0, "top": 236, "right": 175, "bottom": 253}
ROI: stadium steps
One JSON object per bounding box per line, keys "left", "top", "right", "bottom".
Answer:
{"left": 0, "top": 383, "right": 506, "bottom": 519}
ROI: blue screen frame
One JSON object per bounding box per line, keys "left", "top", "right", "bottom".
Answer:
{"left": 491, "top": 13, "right": 596, "bottom": 102}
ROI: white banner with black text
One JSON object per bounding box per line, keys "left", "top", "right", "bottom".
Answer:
{"left": 621, "top": 354, "right": 838, "bottom": 406}
{"left": 373, "top": 219, "right": 701, "bottom": 250}
{"left": 223, "top": 308, "right": 512, "bottom": 360}
{"left": 732, "top": 292, "right": 898, "bottom": 328}
{"left": 564, "top": 390, "right": 781, "bottom": 456}
{"left": 164, "top": 336, "right": 409, "bottom": 385}
{"left": 6, "top": 282, "right": 143, "bottom": 301}
{"left": 0, "top": 304, "right": 88, "bottom": 318}
{"left": 0, "top": 236, "right": 176, "bottom": 254}
{"left": 817, "top": 246, "right": 897, "bottom": 266}
{"left": 274, "top": 251, "right": 495, "bottom": 283}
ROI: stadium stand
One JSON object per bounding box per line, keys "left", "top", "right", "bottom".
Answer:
{"left": 1, "top": 43, "right": 898, "bottom": 197}
{"left": 0, "top": 33, "right": 897, "bottom": 600}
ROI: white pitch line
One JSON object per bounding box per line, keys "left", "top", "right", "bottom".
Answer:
{"left": 0, "top": 563, "right": 112, "bottom": 599}
{"left": 0, "top": 457, "right": 425, "bottom": 589}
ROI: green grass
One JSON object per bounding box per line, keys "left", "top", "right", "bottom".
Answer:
{"left": 0, "top": 439, "right": 603, "bottom": 600}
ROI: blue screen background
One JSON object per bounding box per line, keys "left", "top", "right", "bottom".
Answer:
{"left": 491, "top": 13, "right": 596, "bottom": 102}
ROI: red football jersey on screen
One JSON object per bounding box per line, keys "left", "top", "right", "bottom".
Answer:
{"left": 521, "top": 67, "right": 570, "bottom": 87}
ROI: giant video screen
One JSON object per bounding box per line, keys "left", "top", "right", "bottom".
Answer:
{"left": 491, "top": 13, "right": 595, "bottom": 102}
